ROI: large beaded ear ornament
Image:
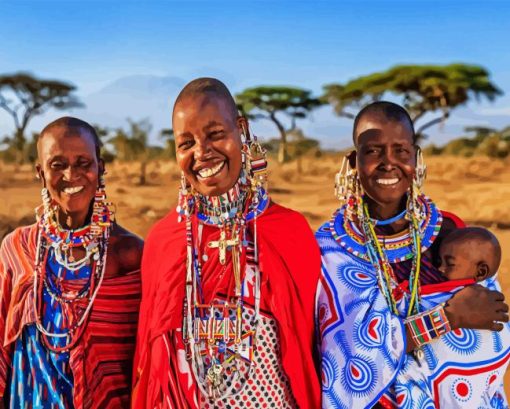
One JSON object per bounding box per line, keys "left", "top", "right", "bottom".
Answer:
{"left": 241, "top": 122, "right": 268, "bottom": 193}
{"left": 334, "top": 152, "right": 363, "bottom": 222}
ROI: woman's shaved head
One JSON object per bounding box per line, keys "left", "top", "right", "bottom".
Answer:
{"left": 173, "top": 77, "right": 239, "bottom": 121}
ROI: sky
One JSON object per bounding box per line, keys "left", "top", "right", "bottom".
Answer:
{"left": 1, "top": 0, "right": 510, "bottom": 149}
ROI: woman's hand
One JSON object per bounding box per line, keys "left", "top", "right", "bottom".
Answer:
{"left": 444, "top": 285, "right": 509, "bottom": 331}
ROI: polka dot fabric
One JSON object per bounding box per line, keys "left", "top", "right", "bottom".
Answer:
{"left": 199, "top": 309, "right": 297, "bottom": 409}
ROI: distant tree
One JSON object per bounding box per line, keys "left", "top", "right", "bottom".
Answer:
{"left": 322, "top": 64, "right": 502, "bottom": 140}
{"left": 159, "top": 128, "right": 176, "bottom": 160}
{"left": 109, "top": 119, "right": 151, "bottom": 185}
{"left": 463, "top": 126, "right": 498, "bottom": 144}
{"left": 286, "top": 128, "right": 320, "bottom": 174}
{"left": 0, "top": 73, "right": 83, "bottom": 162}
{"left": 236, "top": 86, "right": 322, "bottom": 163}
{"left": 91, "top": 124, "right": 116, "bottom": 163}
{"left": 424, "top": 124, "right": 510, "bottom": 159}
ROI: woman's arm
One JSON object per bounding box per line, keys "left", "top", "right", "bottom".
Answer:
{"left": 404, "top": 284, "right": 509, "bottom": 353}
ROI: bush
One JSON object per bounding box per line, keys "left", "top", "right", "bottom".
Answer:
{"left": 476, "top": 135, "right": 509, "bottom": 158}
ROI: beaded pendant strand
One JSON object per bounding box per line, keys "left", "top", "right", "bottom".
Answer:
{"left": 32, "top": 188, "right": 114, "bottom": 353}
{"left": 178, "top": 139, "right": 269, "bottom": 400}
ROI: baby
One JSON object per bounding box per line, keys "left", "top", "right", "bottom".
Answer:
{"left": 439, "top": 226, "right": 502, "bottom": 282}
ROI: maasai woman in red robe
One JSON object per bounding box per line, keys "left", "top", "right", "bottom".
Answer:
{"left": 0, "top": 117, "right": 143, "bottom": 408}
{"left": 132, "top": 78, "right": 321, "bottom": 408}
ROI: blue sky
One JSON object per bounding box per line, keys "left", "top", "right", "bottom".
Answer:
{"left": 1, "top": 0, "right": 510, "bottom": 148}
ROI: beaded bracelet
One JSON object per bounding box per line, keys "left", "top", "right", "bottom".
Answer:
{"left": 404, "top": 302, "right": 452, "bottom": 348}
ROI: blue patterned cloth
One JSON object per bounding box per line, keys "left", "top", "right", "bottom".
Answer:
{"left": 316, "top": 204, "right": 510, "bottom": 409}
{"left": 9, "top": 248, "right": 91, "bottom": 409}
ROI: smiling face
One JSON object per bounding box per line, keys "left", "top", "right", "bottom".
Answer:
{"left": 37, "top": 126, "right": 102, "bottom": 225}
{"left": 173, "top": 94, "right": 245, "bottom": 196}
{"left": 354, "top": 112, "right": 416, "bottom": 212}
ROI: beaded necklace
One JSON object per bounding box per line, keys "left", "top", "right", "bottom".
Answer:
{"left": 330, "top": 194, "right": 442, "bottom": 317}
{"left": 32, "top": 192, "right": 113, "bottom": 353}
{"left": 330, "top": 195, "right": 441, "bottom": 263}
{"left": 179, "top": 173, "right": 269, "bottom": 400}
{"left": 361, "top": 203, "right": 422, "bottom": 316}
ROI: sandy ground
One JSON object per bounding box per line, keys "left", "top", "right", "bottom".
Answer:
{"left": 1, "top": 154, "right": 510, "bottom": 393}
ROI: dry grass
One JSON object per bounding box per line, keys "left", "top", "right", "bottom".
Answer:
{"left": 1, "top": 154, "right": 510, "bottom": 391}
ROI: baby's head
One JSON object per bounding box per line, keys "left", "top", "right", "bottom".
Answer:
{"left": 439, "top": 227, "right": 501, "bottom": 282}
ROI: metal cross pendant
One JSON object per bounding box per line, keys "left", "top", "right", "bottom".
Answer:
{"left": 208, "top": 230, "right": 239, "bottom": 265}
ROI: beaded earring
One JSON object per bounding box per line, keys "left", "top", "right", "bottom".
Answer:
{"left": 41, "top": 187, "right": 52, "bottom": 215}
{"left": 414, "top": 147, "right": 426, "bottom": 189}
{"left": 177, "top": 172, "right": 193, "bottom": 221}
{"left": 90, "top": 173, "right": 113, "bottom": 237}
{"left": 241, "top": 122, "right": 268, "bottom": 194}
{"left": 334, "top": 154, "right": 363, "bottom": 222}
{"left": 406, "top": 147, "right": 427, "bottom": 224}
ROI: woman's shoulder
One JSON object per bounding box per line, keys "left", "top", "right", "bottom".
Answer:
{"left": 108, "top": 223, "right": 144, "bottom": 274}
{"left": 0, "top": 223, "right": 37, "bottom": 254}
{"left": 440, "top": 210, "right": 465, "bottom": 228}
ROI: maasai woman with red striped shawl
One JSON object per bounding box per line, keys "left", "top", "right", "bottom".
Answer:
{"left": 132, "top": 78, "right": 321, "bottom": 408}
{"left": 0, "top": 117, "right": 143, "bottom": 408}
{"left": 316, "top": 102, "right": 510, "bottom": 408}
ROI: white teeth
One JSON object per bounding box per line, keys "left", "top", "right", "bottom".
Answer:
{"left": 197, "top": 162, "right": 225, "bottom": 178}
{"left": 63, "top": 186, "right": 84, "bottom": 194}
{"left": 376, "top": 178, "right": 399, "bottom": 185}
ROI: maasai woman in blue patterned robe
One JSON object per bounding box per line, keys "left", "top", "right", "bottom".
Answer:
{"left": 316, "top": 102, "right": 510, "bottom": 409}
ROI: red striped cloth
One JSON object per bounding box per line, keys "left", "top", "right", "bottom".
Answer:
{"left": 0, "top": 224, "right": 141, "bottom": 408}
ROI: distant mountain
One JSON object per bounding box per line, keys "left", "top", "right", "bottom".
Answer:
{"left": 81, "top": 75, "right": 187, "bottom": 142}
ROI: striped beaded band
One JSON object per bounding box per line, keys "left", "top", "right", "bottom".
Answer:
{"left": 404, "top": 302, "right": 451, "bottom": 347}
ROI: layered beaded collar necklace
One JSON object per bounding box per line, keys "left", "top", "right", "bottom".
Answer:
{"left": 33, "top": 191, "right": 113, "bottom": 353}
{"left": 179, "top": 172, "right": 269, "bottom": 400}
{"left": 330, "top": 194, "right": 441, "bottom": 263}
{"left": 330, "top": 194, "right": 442, "bottom": 317}
{"left": 194, "top": 172, "right": 269, "bottom": 226}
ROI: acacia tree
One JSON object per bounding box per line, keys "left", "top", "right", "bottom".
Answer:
{"left": 236, "top": 86, "right": 322, "bottom": 163}
{"left": 322, "top": 64, "right": 502, "bottom": 140}
{"left": 0, "top": 73, "right": 83, "bottom": 162}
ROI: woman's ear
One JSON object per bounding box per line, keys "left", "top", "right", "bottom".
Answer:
{"left": 98, "top": 158, "right": 105, "bottom": 176}
{"left": 347, "top": 150, "right": 356, "bottom": 169}
{"left": 35, "top": 164, "right": 45, "bottom": 186}
{"left": 237, "top": 116, "right": 249, "bottom": 140}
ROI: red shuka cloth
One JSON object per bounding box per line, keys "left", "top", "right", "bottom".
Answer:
{"left": 132, "top": 203, "right": 322, "bottom": 408}
{"left": 0, "top": 224, "right": 141, "bottom": 408}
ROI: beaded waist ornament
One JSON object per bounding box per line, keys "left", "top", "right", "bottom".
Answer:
{"left": 32, "top": 178, "right": 114, "bottom": 353}
{"left": 177, "top": 130, "right": 269, "bottom": 400}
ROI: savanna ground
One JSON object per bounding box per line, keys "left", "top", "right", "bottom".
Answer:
{"left": 1, "top": 153, "right": 510, "bottom": 392}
